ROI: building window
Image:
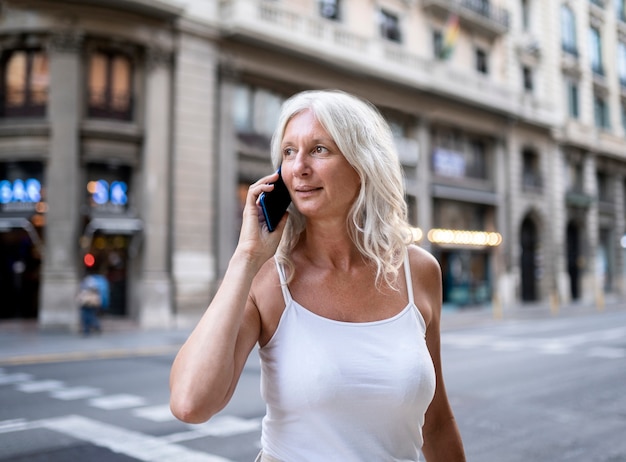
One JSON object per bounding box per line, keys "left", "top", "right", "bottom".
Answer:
{"left": 596, "top": 172, "right": 612, "bottom": 203}
{"left": 521, "top": 0, "right": 530, "bottom": 31}
{"left": 319, "top": 0, "right": 340, "bottom": 20}
{"left": 560, "top": 5, "right": 578, "bottom": 56}
{"left": 0, "top": 49, "right": 48, "bottom": 118}
{"left": 566, "top": 79, "right": 579, "bottom": 118}
{"left": 619, "top": 41, "right": 626, "bottom": 88}
{"left": 617, "top": 0, "right": 626, "bottom": 21}
{"left": 379, "top": 9, "right": 402, "bottom": 43}
{"left": 475, "top": 48, "right": 488, "bottom": 74}
{"left": 589, "top": 26, "right": 604, "bottom": 76}
{"left": 233, "top": 84, "right": 283, "bottom": 146}
{"left": 522, "top": 66, "right": 533, "bottom": 92}
{"left": 87, "top": 50, "right": 133, "bottom": 121}
{"left": 621, "top": 102, "right": 626, "bottom": 133}
{"left": 594, "top": 93, "right": 610, "bottom": 129}
{"left": 522, "top": 149, "right": 542, "bottom": 191}
{"left": 433, "top": 30, "right": 444, "bottom": 59}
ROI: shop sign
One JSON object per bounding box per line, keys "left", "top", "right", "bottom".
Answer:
{"left": 0, "top": 178, "right": 42, "bottom": 212}
{"left": 87, "top": 179, "right": 128, "bottom": 213}
{"left": 432, "top": 147, "right": 465, "bottom": 178}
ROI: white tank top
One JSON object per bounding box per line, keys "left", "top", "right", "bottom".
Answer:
{"left": 258, "top": 256, "right": 436, "bottom": 461}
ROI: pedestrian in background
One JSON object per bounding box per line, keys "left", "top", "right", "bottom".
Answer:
{"left": 77, "top": 266, "right": 110, "bottom": 336}
{"left": 170, "top": 90, "right": 466, "bottom": 461}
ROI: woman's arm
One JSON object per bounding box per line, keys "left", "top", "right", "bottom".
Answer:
{"left": 411, "top": 247, "right": 466, "bottom": 461}
{"left": 169, "top": 173, "right": 287, "bottom": 424}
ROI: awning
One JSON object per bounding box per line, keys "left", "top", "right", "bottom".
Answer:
{"left": 84, "top": 217, "right": 143, "bottom": 236}
{"left": 432, "top": 184, "right": 498, "bottom": 205}
{"left": 0, "top": 217, "right": 44, "bottom": 254}
{"left": 83, "top": 217, "right": 143, "bottom": 257}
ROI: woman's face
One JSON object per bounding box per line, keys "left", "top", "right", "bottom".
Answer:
{"left": 280, "top": 109, "right": 360, "bottom": 222}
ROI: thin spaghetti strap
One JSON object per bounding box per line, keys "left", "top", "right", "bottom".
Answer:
{"left": 404, "top": 252, "right": 414, "bottom": 305}
{"left": 274, "top": 259, "right": 293, "bottom": 305}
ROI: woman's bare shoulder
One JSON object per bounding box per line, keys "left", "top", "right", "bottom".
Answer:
{"left": 407, "top": 244, "right": 441, "bottom": 276}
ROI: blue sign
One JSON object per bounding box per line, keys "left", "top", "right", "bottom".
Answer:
{"left": 89, "top": 180, "right": 128, "bottom": 208}
{"left": 0, "top": 178, "right": 42, "bottom": 204}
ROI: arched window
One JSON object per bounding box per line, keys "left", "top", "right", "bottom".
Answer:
{"left": 560, "top": 4, "right": 577, "bottom": 56}
{"left": 1, "top": 49, "right": 49, "bottom": 118}
{"left": 87, "top": 50, "right": 133, "bottom": 121}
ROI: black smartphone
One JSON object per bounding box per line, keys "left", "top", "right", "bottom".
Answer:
{"left": 259, "top": 167, "right": 291, "bottom": 232}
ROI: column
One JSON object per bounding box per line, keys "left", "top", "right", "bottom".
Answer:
{"left": 583, "top": 152, "right": 598, "bottom": 304}
{"left": 137, "top": 46, "right": 173, "bottom": 329}
{"left": 39, "top": 31, "right": 83, "bottom": 330}
{"left": 416, "top": 118, "right": 432, "bottom": 252}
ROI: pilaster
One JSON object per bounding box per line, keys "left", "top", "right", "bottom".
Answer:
{"left": 38, "top": 30, "right": 83, "bottom": 330}
{"left": 137, "top": 45, "right": 174, "bottom": 329}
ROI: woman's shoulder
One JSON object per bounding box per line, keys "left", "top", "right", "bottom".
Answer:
{"left": 407, "top": 244, "right": 441, "bottom": 275}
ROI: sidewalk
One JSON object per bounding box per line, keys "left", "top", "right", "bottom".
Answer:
{"left": 0, "top": 317, "right": 191, "bottom": 366}
{"left": 0, "top": 298, "right": 624, "bottom": 366}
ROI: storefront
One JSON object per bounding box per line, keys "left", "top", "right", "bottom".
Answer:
{"left": 0, "top": 161, "right": 45, "bottom": 319}
{"left": 79, "top": 162, "right": 142, "bottom": 318}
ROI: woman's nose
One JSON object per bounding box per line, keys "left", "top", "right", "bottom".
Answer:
{"left": 291, "top": 151, "right": 310, "bottom": 176}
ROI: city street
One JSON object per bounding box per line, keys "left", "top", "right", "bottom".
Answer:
{"left": 0, "top": 309, "right": 625, "bottom": 461}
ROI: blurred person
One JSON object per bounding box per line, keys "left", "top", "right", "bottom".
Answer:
{"left": 77, "top": 264, "right": 110, "bottom": 335}
{"left": 170, "top": 90, "right": 466, "bottom": 461}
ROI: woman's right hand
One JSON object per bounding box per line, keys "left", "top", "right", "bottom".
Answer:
{"left": 235, "top": 172, "right": 288, "bottom": 265}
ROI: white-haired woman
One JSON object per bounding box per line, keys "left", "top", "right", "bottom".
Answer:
{"left": 170, "top": 90, "right": 466, "bottom": 461}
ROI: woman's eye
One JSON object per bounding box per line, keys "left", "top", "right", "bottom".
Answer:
{"left": 283, "top": 147, "right": 295, "bottom": 157}
{"left": 312, "top": 146, "right": 329, "bottom": 156}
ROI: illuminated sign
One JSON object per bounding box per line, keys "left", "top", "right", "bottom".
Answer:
{"left": 87, "top": 180, "right": 128, "bottom": 212}
{"left": 0, "top": 178, "right": 42, "bottom": 212}
{"left": 428, "top": 228, "right": 502, "bottom": 247}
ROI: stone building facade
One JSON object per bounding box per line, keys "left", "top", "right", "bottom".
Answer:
{"left": 0, "top": 0, "right": 623, "bottom": 330}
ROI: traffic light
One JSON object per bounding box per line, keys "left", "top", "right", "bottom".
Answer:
{"left": 83, "top": 253, "right": 96, "bottom": 268}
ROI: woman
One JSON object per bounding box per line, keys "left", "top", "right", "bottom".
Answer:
{"left": 170, "top": 90, "right": 466, "bottom": 461}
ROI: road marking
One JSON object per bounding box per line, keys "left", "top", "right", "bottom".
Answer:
{"left": 162, "top": 415, "right": 262, "bottom": 444}
{"left": 587, "top": 347, "right": 626, "bottom": 359}
{"left": 442, "top": 326, "right": 626, "bottom": 359}
{"left": 41, "top": 414, "right": 234, "bottom": 462}
{"left": 0, "top": 372, "right": 33, "bottom": 385}
{"left": 133, "top": 404, "right": 176, "bottom": 422}
{"left": 89, "top": 393, "right": 147, "bottom": 410}
{"left": 50, "top": 386, "right": 103, "bottom": 400}
{"left": 15, "top": 380, "right": 65, "bottom": 393}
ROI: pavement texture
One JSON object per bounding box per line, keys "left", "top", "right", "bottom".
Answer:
{"left": 0, "top": 297, "right": 624, "bottom": 366}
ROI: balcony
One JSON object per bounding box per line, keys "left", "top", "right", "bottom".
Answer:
{"left": 216, "top": 0, "right": 553, "bottom": 125}
{"left": 422, "top": 0, "right": 510, "bottom": 38}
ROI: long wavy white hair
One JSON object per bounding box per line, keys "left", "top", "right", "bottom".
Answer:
{"left": 271, "top": 90, "right": 412, "bottom": 289}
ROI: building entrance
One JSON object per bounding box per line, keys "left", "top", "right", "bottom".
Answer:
{"left": 0, "top": 228, "right": 41, "bottom": 319}
{"left": 84, "top": 232, "right": 130, "bottom": 316}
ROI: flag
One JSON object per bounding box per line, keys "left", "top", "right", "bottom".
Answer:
{"left": 441, "top": 14, "right": 460, "bottom": 60}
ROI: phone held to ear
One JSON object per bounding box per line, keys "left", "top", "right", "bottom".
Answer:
{"left": 259, "top": 167, "right": 292, "bottom": 232}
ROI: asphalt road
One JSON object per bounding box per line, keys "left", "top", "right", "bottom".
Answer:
{"left": 1, "top": 310, "right": 625, "bottom": 461}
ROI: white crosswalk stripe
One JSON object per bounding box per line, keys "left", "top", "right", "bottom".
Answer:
{"left": 15, "top": 380, "right": 65, "bottom": 393}
{"left": 41, "top": 415, "right": 235, "bottom": 462}
{"left": 89, "top": 393, "right": 147, "bottom": 410}
{"left": 133, "top": 404, "right": 176, "bottom": 422}
{"left": 50, "top": 386, "right": 103, "bottom": 400}
{"left": 442, "top": 326, "right": 626, "bottom": 359}
{"left": 0, "top": 372, "right": 33, "bottom": 385}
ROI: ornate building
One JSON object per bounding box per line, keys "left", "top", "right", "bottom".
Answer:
{"left": 0, "top": 0, "right": 623, "bottom": 330}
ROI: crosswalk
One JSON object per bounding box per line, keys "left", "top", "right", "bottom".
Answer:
{"left": 441, "top": 325, "right": 626, "bottom": 359}
{"left": 0, "top": 367, "right": 262, "bottom": 462}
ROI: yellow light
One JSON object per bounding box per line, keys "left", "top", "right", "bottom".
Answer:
{"left": 427, "top": 228, "right": 502, "bottom": 247}
{"left": 87, "top": 181, "right": 98, "bottom": 194}
{"left": 35, "top": 202, "right": 48, "bottom": 213}
{"left": 409, "top": 227, "right": 423, "bottom": 242}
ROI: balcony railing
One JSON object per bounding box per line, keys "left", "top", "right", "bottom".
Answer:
{"left": 422, "top": 0, "right": 510, "bottom": 37}
{"left": 216, "top": 0, "right": 552, "bottom": 123}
